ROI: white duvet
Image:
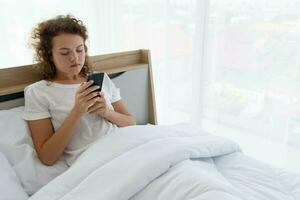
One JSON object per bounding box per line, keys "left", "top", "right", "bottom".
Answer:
{"left": 29, "top": 124, "right": 300, "bottom": 200}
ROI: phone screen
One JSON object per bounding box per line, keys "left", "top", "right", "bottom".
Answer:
{"left": 87, "top": 72, "right": 104, "bottom": 92}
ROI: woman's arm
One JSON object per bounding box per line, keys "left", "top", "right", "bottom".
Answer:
{"left": 28, "top": 108, "right": 81, "bottom": 166}
{"left": 28, "top": 81, "right": 100, "bottom": 166}
{"left": 88, "top": 94, "right": 136, "bottom": 127}
{"left": 105, "top": 100, "right": 136, "bottom": 127}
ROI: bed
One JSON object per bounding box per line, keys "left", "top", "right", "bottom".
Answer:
{"left": 0, "top": 49, "right": 300, "bottom": 200}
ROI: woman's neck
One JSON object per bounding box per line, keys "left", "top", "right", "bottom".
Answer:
{"left": 52, "top": 74, "right": 86, "bottom": 84}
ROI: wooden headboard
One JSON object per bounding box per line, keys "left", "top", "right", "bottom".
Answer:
{"left": 0, "top": 49, "right": 157, "bottom": 125}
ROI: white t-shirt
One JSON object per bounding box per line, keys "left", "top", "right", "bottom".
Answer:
{"left": 22, "top": 73, "right": 121, "bottom": 166}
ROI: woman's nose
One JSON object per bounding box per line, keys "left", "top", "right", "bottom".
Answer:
{"left": 69, "top": 51, "right": 78, "bottom": 62}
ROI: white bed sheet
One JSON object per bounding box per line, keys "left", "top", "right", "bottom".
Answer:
{"left": 0, "top": 152, "right": 28, "bottom": 200}
{"left": 132, "top": 152, "right": 300, "bottom": 200}
{"left": 28, "top": 124, "right": 300, "bottom": 200}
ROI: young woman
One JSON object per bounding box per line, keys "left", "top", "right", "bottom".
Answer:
{"left": 22, "top": 15, "right": 135, "bottom": 166}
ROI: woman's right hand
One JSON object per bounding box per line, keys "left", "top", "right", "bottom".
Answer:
{"left": 73, "top": 81, "right": 100, "bottom": 115}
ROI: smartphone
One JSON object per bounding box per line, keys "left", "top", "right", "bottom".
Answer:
{"left": 87, "top": 72, "right": 104, "bottom": 92}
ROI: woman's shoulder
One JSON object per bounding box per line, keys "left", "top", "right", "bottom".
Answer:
{"left": 25, "top": 80, "right": 47, "bottom": 89}
{"left": 24, "top": 80, "right": 50, "bottom": 93}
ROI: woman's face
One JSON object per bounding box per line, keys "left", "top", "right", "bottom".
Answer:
{"left": 51, "top": 33, "right": 86, "bottom": 78}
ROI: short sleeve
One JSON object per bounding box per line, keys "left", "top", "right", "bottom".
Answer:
{"left": 105, "top": 73, "right": 121, "bottom": 103}
{"left": 22, "top": 85, "right": 51, "bottom": 120}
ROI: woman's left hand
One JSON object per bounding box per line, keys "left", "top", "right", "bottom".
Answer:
{"left": 88, "top": 92, "right": 110, "bottom": 118}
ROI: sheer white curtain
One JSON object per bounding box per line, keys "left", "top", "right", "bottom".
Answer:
{"left": 0, "top": 0, "right": 120, "bottom": 68}
{"left": 202, "top": 0, "right": 300, "bottom": 172}
{"left": 1, "top": 0, "right": 299, "bottom": 172}
{"left": 119, "top": 0, "right": 208, "bottom": 125}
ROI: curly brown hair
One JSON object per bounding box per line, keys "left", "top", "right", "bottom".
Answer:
{"left": 31, "top": 15, "right": 91, "bottom": 80}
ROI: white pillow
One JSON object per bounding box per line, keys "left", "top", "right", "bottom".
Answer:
{"left": 0, "top": 106, "right": 68, "bottom": 195}
{"left": 0, "top": 152, "right": 28, "bottom": 200}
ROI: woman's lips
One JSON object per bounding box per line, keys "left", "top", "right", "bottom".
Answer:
{"left": 70, "top": 64, "right": 80, "bottom": 67}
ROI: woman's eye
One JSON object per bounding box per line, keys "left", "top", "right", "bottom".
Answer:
{"left": 58, "top": 49, "right": 83, "bottom": 55}
{"left": 59, "top": 51, "right": 69, "bottom": 55}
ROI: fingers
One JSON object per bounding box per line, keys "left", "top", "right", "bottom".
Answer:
{"left": 87, "top": 95, "right": 108, "bottom": 114}
{"left": 75, "top": 83, "right": 107, "bottom": 115}
{"left": 86, "top": 96, "right": 101, "bottom": 109}
{"left": 77, "top": 81, "right": 94, "bottom": 94}
{"left": 85, "top": 91, "right": 100, "bottom": 101}
{"left": 87, "top": 92, "right": 106, "bottom": 104}
{"left": 88, "top": 97, "right": 105, "bottom": 108}
{"left": 90, "top": 105, "right": 108, "bottom": 115}
{"left": 82, "top": 85, "right": 100, "bottom": 97}
{"left": 77, "top": 81, "right": 100, "bottom": 102}
{"left": 88, "top": 102, "right": 103, "bottom": 113}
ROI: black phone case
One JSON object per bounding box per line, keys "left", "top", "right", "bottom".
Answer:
{"left": 87, "top": 73, "right": 104, "bottom": 91}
